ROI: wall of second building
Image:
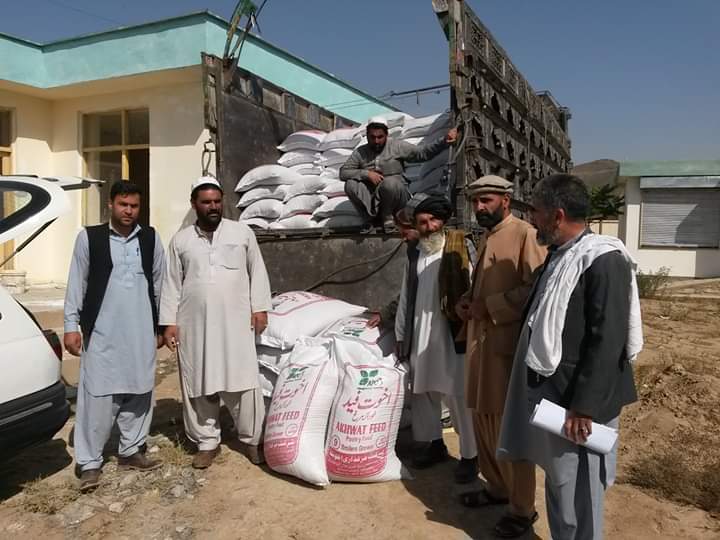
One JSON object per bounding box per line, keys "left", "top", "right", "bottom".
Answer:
{"left": 621, "top": 177, "right": 720, "bottom": 278}
{"left": 0, "top": 87, "right": 53, "bottom": 176}
{"left": 0, "top": 86, "right": 69, "bottom": 282}
{"left": 9, "top": 71, "right": 212, "bottom": 284}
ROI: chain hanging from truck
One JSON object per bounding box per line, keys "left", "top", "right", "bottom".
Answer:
{"left": 201, "top": 140, "right": 216, "bottom": 177}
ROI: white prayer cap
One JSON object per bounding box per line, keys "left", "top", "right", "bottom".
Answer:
{"left": 191, "top": 176, "right": 223, "bottom": 194}
{"left": 367, "top": 116, "right": 389, "bottom": 129}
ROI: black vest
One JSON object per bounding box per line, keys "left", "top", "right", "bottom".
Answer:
{"left": 401, "top": 241, "right": 420, "bottom": 359}
{"left": 79, "top": 224, "right": 158, "bottom": 345}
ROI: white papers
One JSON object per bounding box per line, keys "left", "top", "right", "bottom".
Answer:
{"left": 530, "top": 399, "right": 618, "bottom": 455}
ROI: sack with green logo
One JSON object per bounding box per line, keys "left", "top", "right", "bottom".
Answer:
{"left": 319, "top": 315, "right": 395, "bottom": 357}
{"left": 325, "top": 338, "right": 407, "bottom": 482}
{"left": 264, "top": 337, "right": 338, "bottom": 486}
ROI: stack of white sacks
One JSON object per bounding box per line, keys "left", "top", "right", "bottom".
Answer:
{"left": 400, "top": 111, "right": 452, "bottom": 194}
{"left": 235, "top": 111, "right": 451, "bottom": 230}
{"left": 256, "top": 291, "right": 409, "bottom": 486}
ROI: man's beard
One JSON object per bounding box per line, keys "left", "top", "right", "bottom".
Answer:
{"left": 198, "top": 211, "right": 222, "bottom": 229}
{"left": 535, "top": 224, "right": 560, "bottom": 246}
{"left": 475, "top": 207, "right": 504, "bottom": 229}
{"left": 418, "top": 230, "right": 445, "bottom": 254}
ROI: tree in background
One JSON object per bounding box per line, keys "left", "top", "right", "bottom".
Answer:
{"left": 589, "top": 184, "right": 625, "bottom": 221}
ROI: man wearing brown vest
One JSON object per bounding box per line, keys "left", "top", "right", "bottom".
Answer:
{"left": 456, "top": 176, "right": 546, "bottom": 537}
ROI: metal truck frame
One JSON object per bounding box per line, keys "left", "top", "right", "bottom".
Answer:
{"left": 202, "top": 1, "right": 571, "bottom": 307}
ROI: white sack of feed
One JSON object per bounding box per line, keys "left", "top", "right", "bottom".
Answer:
{"left": 312, "top": 197, "right": 360, "bottom": 219}
{"left": 235, "top": 165, "right": 303, "bottom": 192}
{"left": 280, "top": 194, "right": 327, "bottom": 219}
{"left": 277, "top": 130, "right": 326, "bottom": 152}
{"left": 326, "top": 338, "right": 406, "bottom": 483}
{"left": 236, "top": 185, "right": 287, "bottom": 208}
{"left": 321, "top": 128, "right": 362, "bottom": 151}
{"left": 289, "top": 163, "right": 324, "bottom": 176}
{"left": 317, "top": 148, "right": 353, "bottom": 167}
{"left": 277, "top": 150, "right": 319, "bottom": 167}
{"left": 239, "top": 199, "right": 284, "bottom": 220}
{"left": 240, "top": 217, "right": 274, "bottom": 230}
{"left": 320, "top": 181, "right": 346, "bottom": 198}
{"left": 264, "top": 338, "right": 338, "bottom": 486}
{"left": 283, "top": 176, "right": 331, "bottom": 201}
{"left": 259, "top": 291, "right": 367, "bottom": 350}
{"left": 270, "top": 215, "right": 319, "bottom": 229}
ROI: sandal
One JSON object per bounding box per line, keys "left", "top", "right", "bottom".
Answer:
{"left": 494, "top": 511, "right": 539, "bottom": 538}
{"left": 459, "top": 488, "right": 509, "bottom": 508}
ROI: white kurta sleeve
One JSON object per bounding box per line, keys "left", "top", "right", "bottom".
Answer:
{"left": 152, "top": 231, "right": 166, "bottom": 313}
{"left": 159, "top": 236, "right": 183, "bottom": 326}
{"left": 394, "top": 260, "right": 409, "bottom": 342}
{"left": 63, "top": 230, "right": 89, "bottom": 333}
{"left": 246, "top": 230, "right": 272, "bottom": 313}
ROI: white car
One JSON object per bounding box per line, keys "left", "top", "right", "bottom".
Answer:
{"left": 0, "top": 175, "right": 97, "bottom": 458}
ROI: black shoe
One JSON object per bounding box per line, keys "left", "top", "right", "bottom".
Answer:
{"left": 454, "top": 456, "right": 479, "bottom": 484}
{"left": 412, "top": 439, "right": 449, "bottom": 469}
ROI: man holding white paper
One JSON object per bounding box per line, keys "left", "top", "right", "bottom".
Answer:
{"left": 497, "top": 174, "right": 641, "bottom": 540}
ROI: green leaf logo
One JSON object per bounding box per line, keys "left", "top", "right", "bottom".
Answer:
{"left": 287, "top": 366, "right": 308, "bottom": 381}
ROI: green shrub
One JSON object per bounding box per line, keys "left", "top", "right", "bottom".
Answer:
{"left": 636, "top": 266, "right": 670, "bottom": 299}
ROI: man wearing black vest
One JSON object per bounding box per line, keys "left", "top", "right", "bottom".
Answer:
{"left": 64, "top": 181, "right": 165, "bottom": 493}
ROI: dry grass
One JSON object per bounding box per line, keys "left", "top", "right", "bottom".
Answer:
{"left": 625, "top": 428, "right": 720, "bottom": 513}
{"left": 621, "top": 310, "right": 720, "bottom": 515}
{"left": 657, "top": 301, "right": 690, "bottom": 321}
{"left": 21, "top": 478, "right": 79, "bottom": 514}
{"left": 636, "top": 267, "right": 671, "bottom": 298}
{"left": 154, "top": 435, "right": 193, "bottom": 467}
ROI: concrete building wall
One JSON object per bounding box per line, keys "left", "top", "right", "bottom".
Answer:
{"left": 621, "top": 177, "right": 720, "bottom": 278}
{"left": 0, "top": 87, "right": 71, "bottom": 283}
{"left": 1, "top": 12, "right": 395, "bottom": 124}
{"left": 5, "top": 72, "right": 211, "bottom": 284}
{"left": 589, "top": 220, "right": 619, "bottom": 238}
{"left": 0, "top": 12, "right": 398, "bottom": 283}
{"left": 0, "top": 87, "right": 53, "bottom": 176}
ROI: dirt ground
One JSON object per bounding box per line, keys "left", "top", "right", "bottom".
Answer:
{"left": 2, "top": 294, "right": 720, "bottom": 539}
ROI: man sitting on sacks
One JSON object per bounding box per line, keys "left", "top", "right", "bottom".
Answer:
{"left": 340, "top": 116, "right": 457, "bottom": 233}
{"left": 394, "top": 193, "right": 479, "bottom": 483}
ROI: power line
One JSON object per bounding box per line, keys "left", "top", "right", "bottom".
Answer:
{"left": 324, "top": 83, "right": 450, "bottom": 111}
{"left": 41, "top": 0, "right": 122, "bottom": 25}
{"left": 387, "top": 83, "right": 450, "bottom": 98}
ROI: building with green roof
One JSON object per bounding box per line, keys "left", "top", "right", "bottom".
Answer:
{"left": 619, "top": 160, "right": 720, "bottom": 278}
{"left": 0, "top": 11, "right": 395, "bottom": 283}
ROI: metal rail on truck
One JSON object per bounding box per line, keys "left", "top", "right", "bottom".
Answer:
{"left": 201, "top": 3, "right": 572, "bottom": 305}
{"left": 434, "top": 0, "right": 572, "bottom": 226}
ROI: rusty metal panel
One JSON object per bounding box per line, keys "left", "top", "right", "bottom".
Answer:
{"left": 258, "top": 235, "right": 407, "bottom": 308}
{"left": 443, "top": 0, "right": 572, "bottom": 210}
{"left": 202, "top": 54, "right": 356, "bottom": 220}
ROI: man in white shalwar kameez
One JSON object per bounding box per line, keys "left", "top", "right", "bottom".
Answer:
{"left": 395, "top": 194, "right": 478, "bottom": 483}
{"left": 161, "top": 177, "right": 272, "bottom": 469}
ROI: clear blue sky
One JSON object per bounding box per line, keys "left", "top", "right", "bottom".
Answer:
{"left": 2, "top": 0, "right": 718, "bottom": 164}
